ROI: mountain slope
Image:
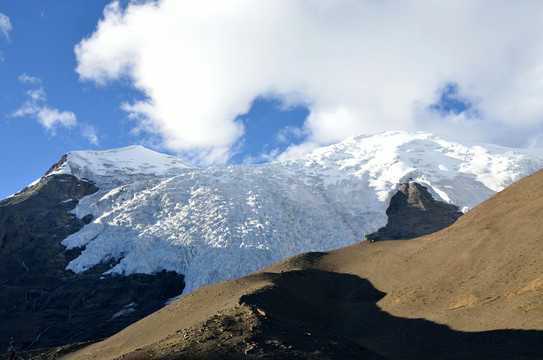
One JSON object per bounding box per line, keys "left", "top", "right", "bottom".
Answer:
{"left": 0, "top": 148, "right": 188, "bottom": 349}
{"left": 59, "top": 131, "right": 543, "bottom": 293}
{"left": 57, "top": 168, "right": 543, "bottom": 360}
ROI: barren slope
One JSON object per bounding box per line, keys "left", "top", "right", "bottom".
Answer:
{"left": 332, "top": 167, "right": 543, "bottom": 331}
{"left": 56, "top": 169, "right": 543, "bottom": 359}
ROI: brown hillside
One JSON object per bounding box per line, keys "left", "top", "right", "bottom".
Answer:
{"left": 54, "top": 169, "right": 543, "bottom": 360}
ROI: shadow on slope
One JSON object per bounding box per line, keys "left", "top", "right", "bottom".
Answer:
{"left": 240, "top": 269, "right": 543, "bottom": 360}
{"left": 59, "top": 265, "right": 543, "bottom": 360}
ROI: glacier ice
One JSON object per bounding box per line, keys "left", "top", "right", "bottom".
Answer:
{"left": 56, "top": 131, "right": 543, "bottom": 294}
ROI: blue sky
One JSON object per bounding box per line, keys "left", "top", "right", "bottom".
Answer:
{"left": 0, "top": 1, "right": 309, "bottom": 199}
{"left": 2, "top": 1, "right": 543, "bottom": 199}
{"left": 0, "top": 1, "right": 122, "bottom": 198}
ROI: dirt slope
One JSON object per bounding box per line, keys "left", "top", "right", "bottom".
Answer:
{"left": 337, "top": 168, "right": 543, "bottom": 330}
{"left": 54, "top": 169, "right": 543, "bottom": 359}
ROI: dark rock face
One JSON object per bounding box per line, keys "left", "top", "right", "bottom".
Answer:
{"left": 0, "top": 173, "right": 184, "bottom": 350}
{"left": 366, "top": 182, "right": 463, "bottom": 241}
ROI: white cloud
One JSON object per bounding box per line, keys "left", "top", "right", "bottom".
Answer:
{"left": 34, "top": 106, "right": 77, "bottom": 131}
{"left": 81, "top": 124, "right": 100, "bottom": 145}
{"left": 27, "top": 87, "right": 46, "bottom": 101}
{"left": 0, "top": 13, "right": 11, "bottom": 40}
{"left": 12, "top": 99, "right": 77, "bottom": 133}
{"left": 18, "top": 73, "right": 42, "bottom": 85}
{"left": 12, "top": 76, "right": 77, "bottom": 134}
{"left": 276, "top": 126, "right": 306, "bottom": 144}
{"left": 76, "top": 0, "right": 543, "bottom": 164}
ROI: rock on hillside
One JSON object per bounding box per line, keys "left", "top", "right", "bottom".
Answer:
{"left": 366, "top": 182, "right": 464, "bottom": 241}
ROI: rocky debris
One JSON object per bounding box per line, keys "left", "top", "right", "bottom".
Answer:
{"left": 366, "top": 182, "right": 463, "bottom": 241}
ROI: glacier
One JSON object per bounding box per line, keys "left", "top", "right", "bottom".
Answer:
{"left": 55, "top": 131, "right": 543, "bottom": 294}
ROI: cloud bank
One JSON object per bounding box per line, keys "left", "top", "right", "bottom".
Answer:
{"left": 76, "top": 0, "right": 543, "bottom": 164}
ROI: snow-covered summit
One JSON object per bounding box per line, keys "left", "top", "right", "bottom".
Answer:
{"left": 59, "top": 131, "right": 543, "bottom": 294}
{"left": 294, "top": 131, "right": 543, "bottom": 210}
{"left": 51, "top": 145, "right": 193, "bottom": 187}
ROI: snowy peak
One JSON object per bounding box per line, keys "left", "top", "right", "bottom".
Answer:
{"left": 296, "top": 131, "right": 543, "bottom": 208}
{"left": 49, "top": 145, "right": 193, "bottom": 187}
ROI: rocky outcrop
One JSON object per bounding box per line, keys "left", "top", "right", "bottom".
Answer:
{"left": 366, "top": 182, "right": 463, "bottom": 241}
{"left": 0, "top": 173, "right": 184, "bottom": 350}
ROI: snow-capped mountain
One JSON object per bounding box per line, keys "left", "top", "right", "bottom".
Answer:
{"left": 50, "top": 131, "right": 543, "bottom": 294}
{"left": 50, "top": 144, "right": 193, "bottom": 186}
